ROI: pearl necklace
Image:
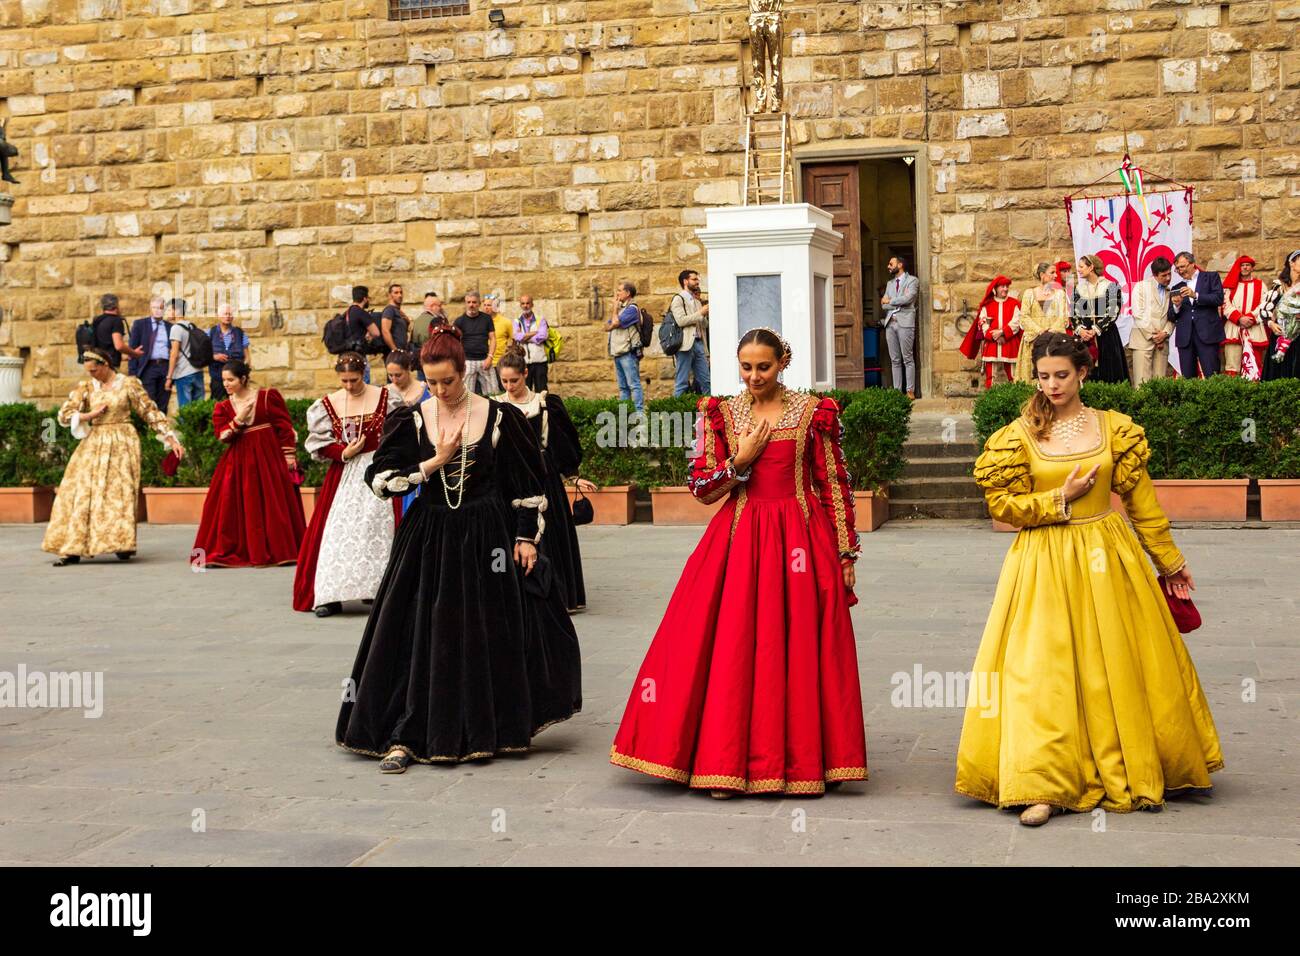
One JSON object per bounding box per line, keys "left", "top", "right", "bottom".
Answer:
{"left": 1049, "top": 408, "right": 1090, "bottom": 451}
{"left": 432, "top": 388, "right": 472, "bottom": 510}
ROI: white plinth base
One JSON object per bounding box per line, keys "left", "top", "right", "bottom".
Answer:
{"left": 0, "top": 356, "right": 25, "bottom": 403}
{"left": 696, "top": 203, "right": 842, "bottom": 396}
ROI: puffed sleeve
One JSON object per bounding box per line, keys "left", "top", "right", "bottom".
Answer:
{"left": 1109, "top": 412, "right": 1185, "bottom": 576}
{"left": 544, "top": 393, "right": 583, "bottom": 479}
{"left": 304, "top": 399, "right": 345, "bottom": 462}
{"left": 686, "top": 396, "right": 741, "bottom": 503}
{"left": 363, "top": 403, "right": 427, "bottom": 500}
{"left": 125, "top": 375, "right": 178, "bottom": 445}
{"left": 809, "top": 397, "right": 860, "bottom": 561}
{"left": 494, "top": 402, "right": 550, "bottom": 543}
{"left": 974, "top": 422, "right": 1070, "bottom": 528}
{"left": 265, "top": 389, "right": 298, "bottom": 453}
{"left": 58, "top": 380, "right": 91, "bottom": 436}
{"left": 213, "top": 399, "right": 236, "bottom": 443}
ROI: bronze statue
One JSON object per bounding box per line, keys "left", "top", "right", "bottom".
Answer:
{"left": 0, "top": 120, "right": 18, "bottom": 184}
{"left": 748, "top": 0, "right": 784, "bottom": 113}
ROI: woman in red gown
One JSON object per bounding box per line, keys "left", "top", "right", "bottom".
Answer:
{"left": 610, "top": 328, "right": 868, "bottom": 797}
{"left": 192, "top": 360, "right": 306, "bottom": 567}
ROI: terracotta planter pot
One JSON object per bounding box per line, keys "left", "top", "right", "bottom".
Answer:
{"left": 142, "top": 487, "right": 208, "bottom": 524}
{"left": 0, "top": 486, "right": 55, "bottom": 522}
{"left": 300, "top": 486, "right": 318, "bottom": 524}
{"left": 1258, "top": 479, "right": 1300, "bottom": 521}
{"left": 566, "top": 484, "right": 636, "bottom": 526}
{"left": 650, "top": 485, "right": 726, "bottom": 525}
{"left": 852, "top": 487, "right": 889, "bottom": 533}
{"left": 1151, "top": 479, "right": 1249, "bottom": 522}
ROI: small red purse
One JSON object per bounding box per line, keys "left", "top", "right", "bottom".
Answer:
{"left": 1158, "top": 576, "right": 1201, "bottom": 633}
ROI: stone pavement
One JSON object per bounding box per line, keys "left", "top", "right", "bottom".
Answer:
{"left": 0, "top": 521, "right": 1296, "bottom": 867}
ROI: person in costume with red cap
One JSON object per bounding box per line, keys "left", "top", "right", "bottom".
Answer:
{"left": 973, "top": 276, "right": 1021, "bottom": 389}
{"left": 1221, "top": 255, "right": 1266, "bottom": 379}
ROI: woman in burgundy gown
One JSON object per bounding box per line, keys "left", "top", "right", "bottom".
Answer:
{"left": 192, "top": 360, "right": 305, "bottom": 567}
{"left": 610, "top": 328, "right": 867, "bottom": 797}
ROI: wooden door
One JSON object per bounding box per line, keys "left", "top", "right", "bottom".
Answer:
{"left": 802, "top": 162, "right": 863, "bottom": 389}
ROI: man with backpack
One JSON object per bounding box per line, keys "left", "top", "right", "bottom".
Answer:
{"left": 165, "top": 298, "right": 210, "bottom": 408}
{"left": 83, "top": 293, "right": 133, "bottom": 370}
{"left": 664, "top": 269, "right": 711, "bottom": 396}
{"left": 321, "top": 286, "right": 382, "bottom": 383}
{"left": 604, "top": 280, "right": 645, "bottom": 413}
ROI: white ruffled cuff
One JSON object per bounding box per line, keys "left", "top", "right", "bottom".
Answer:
{"left": 69, "top": 412, "right": 90, "bottom": 440}
{"left": 370, "top": 467, "right": 426, "bottom": 499}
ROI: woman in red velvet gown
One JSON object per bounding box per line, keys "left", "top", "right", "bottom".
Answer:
{"left": 610, "top": 328, "right": 867, "bottom": 797}
{"left": 192, "top": 360, "right": 306, "bottom": 567}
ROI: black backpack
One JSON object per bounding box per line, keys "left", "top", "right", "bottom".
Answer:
{"left": 658, "top": 293, "right": 684, "bottom": 356}
{"left": 181, "top": 323, "right": 213, "bottom": 369}
{"left": 76, "top": 319, "right": 96, "bottom": 356}
{"left": 636, "top": 306, "right": 654, "bottom": 350}
{"left": 322, "top": 312, "right": 351, "bottom": 354}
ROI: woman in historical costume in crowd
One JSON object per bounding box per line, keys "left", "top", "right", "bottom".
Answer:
{"left": 960, "top": 276, "right": 1021, "bottom": 389}
{"left": 610, "top": 328, "right": 867, "bottom": 797}
{"left": 1220, "top": 255, "right": 1268, "bottom": 380}
{"left": 43, "top": 347, "right": 186, "bottom": 565}
{"left": 1261, "top": 250, "right": 1300, "bottom": 381}
{"left": 292, "top": 351, "right": 402, "bottom": 617}
{"left": 956, "top": 331, "right": 1222, "bottom": 826}
{"left": 335, "top": 327, "right": 582, "bottom": 771}
{"left": 1012, "top": 262, "right": 1071, "bottom": 382}
{"left": 192, "top": 360, "right": 305, "bottom": 568}
{"left": 494, "top": 344, "right": 595, "bottom": 612}
{"left": 384, "top": 349, "right": 430, "bottom": 517}
{"left": 1071, "top": 254, "right": 1129, "bottom": 383}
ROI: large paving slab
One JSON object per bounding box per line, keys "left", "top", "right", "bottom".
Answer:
{"left": 0, "top": 521, "right": 1296, "bottom": 866}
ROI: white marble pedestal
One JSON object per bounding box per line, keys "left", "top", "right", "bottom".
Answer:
{"left": 695, "top": 203, "right": 842, "bottom": 395}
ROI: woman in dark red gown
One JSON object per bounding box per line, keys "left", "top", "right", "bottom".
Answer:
{"left": 192, "top": 360, "right": 306, "bottom": 567}
{"left": 610, "top": 328, "right": 867, "bottom": 797}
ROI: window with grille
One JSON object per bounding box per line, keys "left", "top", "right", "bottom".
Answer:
{"left": 389, "top": 0, "right": 469, "bottom": 20}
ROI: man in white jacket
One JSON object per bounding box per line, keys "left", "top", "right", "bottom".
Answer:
{"left": 668, "top": 269, "right": 711, "bottom": 396}
{"left": 1128, "top": 256, "right": 1175, "bottom": 386}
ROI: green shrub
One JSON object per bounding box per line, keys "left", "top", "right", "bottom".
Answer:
{"left": 972, "top": 376, "right": 1300, "bottom": 480}
{"left": 0, "top": 403, "right": 76, "bottom": 487}
{"left": 840, "top": 388, "right": 912, "bottom": 491}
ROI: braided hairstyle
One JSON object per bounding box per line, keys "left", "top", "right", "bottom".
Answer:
{"left": 1021, "top": 331, "right": 1093, "bottom": 439}
{"left": 736, "top": 327, "right": 793, "bottom": 369}
{"left": 334, "top": 351, "right": 367, "bottom": 374}
{"left": 420, "top": 324, "right": 465, "bottom": 374}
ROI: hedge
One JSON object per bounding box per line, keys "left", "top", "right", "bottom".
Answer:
{"left": 973, "top": 377, "right": 1300, "bottom": 480}
{"left": 3, "top": 388, "right": 912, "bottom": 493}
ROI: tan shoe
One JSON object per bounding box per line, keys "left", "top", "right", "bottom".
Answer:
{"left": 1018, "top": 803, "right": 1060, "bottom": 826}
{"left": 710, "top": 790, "right": 735, "bottom": 800}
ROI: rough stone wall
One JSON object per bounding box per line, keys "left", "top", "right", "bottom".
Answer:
{"left": 0, "top": 0, "right": 1297, "bottom": 402}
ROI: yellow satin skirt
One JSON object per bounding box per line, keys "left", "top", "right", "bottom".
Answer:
{"left": 955, "top": 511, "right": 1224, "bottom": 813}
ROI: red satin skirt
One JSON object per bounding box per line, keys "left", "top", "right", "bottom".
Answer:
{"left": 610, "top": 491, "right": 868, "bottom": 794}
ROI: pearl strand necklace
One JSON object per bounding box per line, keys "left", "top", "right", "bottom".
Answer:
{"left": 432, "top": 389, "right": 472, "bottom": 510}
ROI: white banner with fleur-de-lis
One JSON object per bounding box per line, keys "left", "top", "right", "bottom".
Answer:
{"left": 1068, "top": 189, "right": 1194, "bottom": 369}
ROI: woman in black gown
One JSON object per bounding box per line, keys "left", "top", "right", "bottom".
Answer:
{"left": 335, "top": 327, "right": 582, "bottom": 772}
{"left": 494, "top": 344, "right": 593, "bottom": 611}
{"left": 1071, "top": 253, "right": 1129, "bottom": 383}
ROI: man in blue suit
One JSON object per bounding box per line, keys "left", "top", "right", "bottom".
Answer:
{"left": 128, "top": 296, "right": 173, "bottom": 410}
{"left": 1168, "top": 251, "right": 1224, "bottom": 379}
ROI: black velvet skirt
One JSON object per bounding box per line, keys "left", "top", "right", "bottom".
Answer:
{"left": 1262, "top": 335, "right": 1300, "bottom": 380}
{"left": 540, "top": 465, "right": 587, "bottom": 611}
{"left": 335, "top": 490, "right": 582, "bottom": 763}
{"left": 1093, "top": 325, "right": 1130, "bottom": 383}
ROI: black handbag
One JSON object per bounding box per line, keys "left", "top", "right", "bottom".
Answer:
{"left": 523, "top": 552, "right": 553, "bottom": 598}
{"left": 571, "top": 482, "right": 594, "bottom": 525}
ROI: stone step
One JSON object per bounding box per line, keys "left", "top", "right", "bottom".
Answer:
{"left": 901, "top": 456, "right": 975, "bottom": 478}
{"left": 890, "top": 476, "right": 982, "bottom": 499}
{"left": 902, "top": 440, "right": 980, "bottom": 459}
{"left": 888, "top": 497, "right": 988, "bottom": 520}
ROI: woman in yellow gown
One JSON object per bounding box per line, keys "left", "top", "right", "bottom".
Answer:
{"left": 1012, "top": 261, "right": 1071, "bottom": 382}
{"left": 955, "top": 331, "right": 1222, "bottom": 826}
{"left": 42, "top": 347, "right": 185, "bottom": 565}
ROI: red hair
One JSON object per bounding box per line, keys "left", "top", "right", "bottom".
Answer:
{"left": 420, "top": 325, "right": 466, "bottom": 374}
